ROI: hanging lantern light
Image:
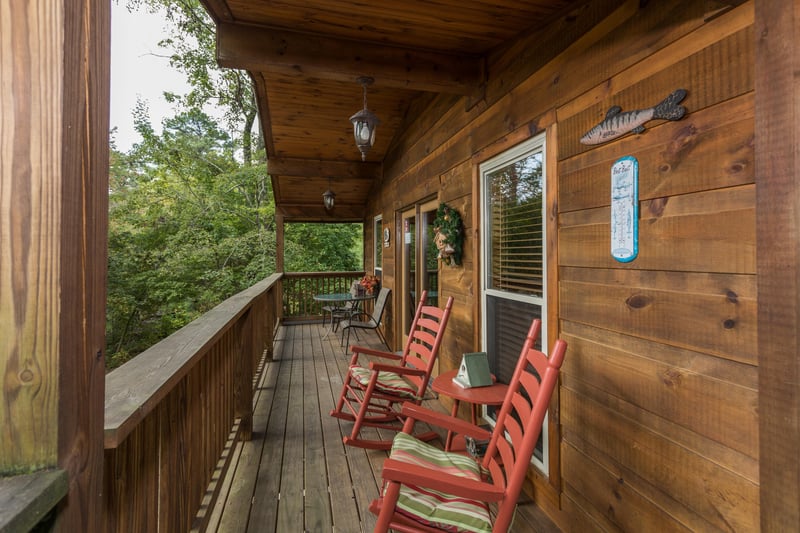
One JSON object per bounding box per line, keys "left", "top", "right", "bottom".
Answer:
{"left": 349, "top": 76, "right": 380, "bottom": 161}
{"left": 323, "top": 178, "right": 335, "bottom": 210}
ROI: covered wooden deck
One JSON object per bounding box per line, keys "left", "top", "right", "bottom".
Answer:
{"left": 205, "top": 322, "right": 559, "bottom": 532}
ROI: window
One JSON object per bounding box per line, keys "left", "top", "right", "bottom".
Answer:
{"left": 374, "top": 215, "right": 383, "bottom": 279}
{"left": 480, "top": 133, "right": 549, "bottom": 473}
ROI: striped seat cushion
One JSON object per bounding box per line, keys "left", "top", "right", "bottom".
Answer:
{"left": 350, "top": 365, "right": 418, "bottom": 399}
{"left": 387, "top": 432, "right": 493, "bottom": 533}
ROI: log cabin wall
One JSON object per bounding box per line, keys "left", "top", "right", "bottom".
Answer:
{"left": 373, "top": 0, "right": 758, "bottom": 530}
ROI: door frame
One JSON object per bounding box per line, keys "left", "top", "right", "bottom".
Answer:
{"left": 397, "top": 197, "right": 439, "bottom": 347}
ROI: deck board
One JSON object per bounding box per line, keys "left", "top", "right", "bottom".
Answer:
{"left": 315, "top": 327, "right": 364, "bottom": 532}
{"left": 276, "top": 329, "right": 306, "bottom": 532}
{"left": 209, "top": 322, "right": 559, "bottom": 532}
{"left": 247, "top": 326, "right": 293, "bottom": 532}
{"left": 304, "top": 324, "right": 334, "bottom": 532}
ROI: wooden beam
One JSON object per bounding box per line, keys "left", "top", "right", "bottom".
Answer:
{"left": 198, "top": 0, "right": 234, "bottom": 24}
{"left": 755, "top": 0, "right": 800, "bottom": 531}
{"left": 59, "top": 0, "right": 109, "bottom": 529}
{"left": 276, "top": 212, "right": 284, "bottom": 273}
{"left": 217, "top": 22, "right": 484, "bottom": 95}
{"left": 267, "top": 157, "right": 381, "bottom": 180}
{"left": 251, "top": 73, "right": 276, "bottom": 158}
{"left": 277, "top": 203, "right": 365, "bottom": 222}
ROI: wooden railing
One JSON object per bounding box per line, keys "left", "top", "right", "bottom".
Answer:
{"left": 282, "top": 271, "right": 365, "bottom": 321}
{"left": 103, "top": 274, "right": 282, "bottom": 532}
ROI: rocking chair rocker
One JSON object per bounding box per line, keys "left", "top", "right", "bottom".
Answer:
{"left": 330, "top": 290, "right": 454, "bottom": 450}
{"left": 370, "top": 318, "right": 567, "bottom": 533}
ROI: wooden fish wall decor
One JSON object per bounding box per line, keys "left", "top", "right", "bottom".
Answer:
{"left": 580, "top": 89, "right": 688, "bottom": 145}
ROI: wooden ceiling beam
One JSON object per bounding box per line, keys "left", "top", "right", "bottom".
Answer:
{"left": 198, "top": 0, "right": 234, "bottom": 24}
{"left": 217, "top": 22, "right": 484, "bottom": 95}
{"left": 277, "top": 204, "right": 366, "bottom": 222}
{"left": 251, "top": 73, "right": 276, "bottom": 158}
{"left": 267, "top": 157, "right": 381, "bottom": 180}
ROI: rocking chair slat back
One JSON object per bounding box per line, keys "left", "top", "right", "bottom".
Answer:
{"left": 330, "top": 290, "right": 455, "bottom": 450}
{"left": 370, "top": 317, "right": 567, "bottom": 532}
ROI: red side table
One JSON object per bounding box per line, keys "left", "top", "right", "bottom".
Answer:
{"left": 432, "top": 368, "right": 508, "bottom": 451}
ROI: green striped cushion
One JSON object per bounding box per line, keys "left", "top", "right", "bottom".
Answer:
{"left": 387, "top": 432, "right": 492, "bottom": 533}
{"left": 350, "top": 365, "right": 418, "bottom": 399}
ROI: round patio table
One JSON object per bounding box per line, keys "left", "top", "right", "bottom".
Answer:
{"left": 432, "top": 368, "right": 508, "bottom": 451}
{"left": 314, "top": 291, "right": 377, "bottom": 336}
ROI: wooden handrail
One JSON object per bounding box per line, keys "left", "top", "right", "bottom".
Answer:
{"left": 0, "top": 470, "right": 67, "bottom": 532}
{"left": 101, "top": 271, "right": 368, "bottom": 531}
{"left": 104, "top": 273, "right": 282, "bottom": 448}
{"left": 103, "top": 273, "right": 282, "bottom": 532}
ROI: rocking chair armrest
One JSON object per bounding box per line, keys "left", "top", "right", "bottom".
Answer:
{"left": 350, "top": 345, "right": 403, "bottom": 362}
{"left": 368, "top": 363, "right": 426, "bottom": 377}
{"left": 400, "top": 403, "right": 493, "bottom": 440}
{"left": 382, "top": 459, "right": 504, "bottom": 503}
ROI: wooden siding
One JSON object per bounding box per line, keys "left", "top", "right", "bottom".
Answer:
{"left": 754, "top": 0, "right": 800, "bottom": 530}
{"left": 370, "top": 0, "right": 760, "bottom": 530}
{"left": 556, "top": 4, "right": 757, "bottom": 530}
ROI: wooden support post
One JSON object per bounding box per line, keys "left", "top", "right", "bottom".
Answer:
{"left": 235, "top": 310, "right": 254, "bottom": 441}
{"left": 755, "top": 0, "right": 800, "bottom": 531}
{"left": 0, "top": 0, "right": 108, "bottom": 530}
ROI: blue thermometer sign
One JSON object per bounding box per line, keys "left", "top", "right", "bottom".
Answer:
{"left": 610, "top": 156, "right": 639, "bottom": 263}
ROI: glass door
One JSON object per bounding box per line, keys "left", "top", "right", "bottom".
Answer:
{"left": 399, "top": 199, "right": 439, "bottom": 346}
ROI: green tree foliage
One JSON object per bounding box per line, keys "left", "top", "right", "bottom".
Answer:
{"left": 107, "top": 108, "right": 276, "bottom": 368}
{"left": 128, "top": 0, "right": 259, "bottom": 164}
{"left": 107, "top": 0, "right": 362, "bottom": 368}
{"left": 285, "top": 223, "right": 362, "bottom": 273}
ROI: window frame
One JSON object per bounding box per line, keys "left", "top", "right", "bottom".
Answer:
{"left": 373, "top": 214, "right": 383, "bottom": 279}
{"left": 479, "top": 132, "right": 549, "bottom": 475}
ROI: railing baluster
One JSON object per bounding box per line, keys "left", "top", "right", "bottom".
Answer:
{"left": 102, "top": 271, "right": 372, "bottom": 531}
{"left": 281, "top": 271, "right": 365, "bottom": 322}
{"left": 104, "top": 274, "right": 282, "bottom": 532}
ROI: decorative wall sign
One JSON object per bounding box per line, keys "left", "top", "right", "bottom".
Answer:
{"left": 383, "top": 226, "right": 391, "bottom": 247}
{"left": 580, "top": 89, "right": 687, "bottom": 145}
{"left": 610, "top": 156, "right": 639, "bottom": 263}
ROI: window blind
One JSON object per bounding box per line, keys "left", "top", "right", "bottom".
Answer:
{"left": 486, "top": 154, "right": 543, "bottom": 297}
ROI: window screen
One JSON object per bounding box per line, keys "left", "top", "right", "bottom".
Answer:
{"left": 485, "top": 151, "right": 543, "bottom": 297}
{"left": 485, "top": 297, "right": 542, "bottom": 383}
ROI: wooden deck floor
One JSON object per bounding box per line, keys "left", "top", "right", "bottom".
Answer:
{"left": 205, "top": 322, "right": 560, "bottom": 532}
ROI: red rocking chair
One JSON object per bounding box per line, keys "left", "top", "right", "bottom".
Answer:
{"left": 370, "top": 318, "right": 567, "bottom": 532}
{"left": 330, "top": 290, "right": 454, "bottom": 450}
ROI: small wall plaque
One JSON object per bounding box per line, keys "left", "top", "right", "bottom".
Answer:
{"left": 610, "top": 156, "right": 639, "bottom": 263}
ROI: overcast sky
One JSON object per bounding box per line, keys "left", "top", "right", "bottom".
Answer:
{"left": 110, "top": 3, "right": 189, "bottom": 151}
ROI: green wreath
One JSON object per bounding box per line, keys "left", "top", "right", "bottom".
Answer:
{"left": 432, "top": 203, "right": 464, "bottom": 266}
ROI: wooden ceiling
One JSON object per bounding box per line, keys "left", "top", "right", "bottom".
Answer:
{"left": 199, "top": 0, "right": 582, "bottom": 221}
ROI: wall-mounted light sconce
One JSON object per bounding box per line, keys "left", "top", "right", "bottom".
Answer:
{"left": 349, "top": 76, "right": 380, "bottom": 161}
{"left": 323, "top": 178, "right": 335, "bottom": 210}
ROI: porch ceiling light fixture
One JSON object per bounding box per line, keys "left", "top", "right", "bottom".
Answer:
{"left": 323, "top": 178, "right": 336, "bottom": 211}
{"left": 349, "top": 76, "right": 380, "bottom": 161}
